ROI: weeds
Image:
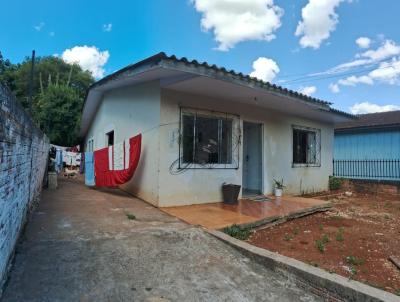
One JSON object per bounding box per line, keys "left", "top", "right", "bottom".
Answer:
{"left": 345, "top": 255, "right": 364, "bottom": 266}
{"left": 223, "top": 224, "right": 252, "bottom": 240}
{"left": 322, "top": 234, "right": 330, "bottom": 243}
{"left": 284, "top": 234, "right": 294, "bottom": 241}
{"left": 126, "top": 213, "right": 136, "bottom": 220}
{"left": 336, "top": 227, "right": 344, "bottom": 242}
{"left": 315, "top": 239, "right": 325, "bottom": 253}
{"left": 319, "top": 224, "right": 323, "bottom": 231}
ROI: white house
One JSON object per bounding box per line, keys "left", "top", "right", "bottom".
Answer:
{"left": 80, "top": 53, "right": 353, "bottom": 207}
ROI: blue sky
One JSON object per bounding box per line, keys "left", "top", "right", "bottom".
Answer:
{"left": 1, "top": 0, "right": 400, "bottom": 114}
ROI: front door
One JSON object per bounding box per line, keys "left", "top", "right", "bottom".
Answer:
{"left": 242, "top": 122, "right": 263, "bottom": 196}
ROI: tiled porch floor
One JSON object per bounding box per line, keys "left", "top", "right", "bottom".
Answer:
{"left": 161, "top": 196, "right": 331, "bottom": 229}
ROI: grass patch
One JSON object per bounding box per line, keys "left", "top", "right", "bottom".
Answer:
{"left": 126, "top": 213, "right": 136, "bottom": 220}
{"left": 223, "top": 224, "right": 252, "bottom": 240}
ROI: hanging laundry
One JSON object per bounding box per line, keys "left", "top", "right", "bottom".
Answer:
{"left": 63, "top": 151, "right": 80, "bottom": 166}
{"left": 94, "top": 134, "right": 141, "bottom": 187}
{"left": 85, "top": 152, "right": 95, "bottom": 186}
{"left": 55, "top": 149, "right": 63, "bottom": 173}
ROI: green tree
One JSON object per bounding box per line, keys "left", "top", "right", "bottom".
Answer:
{"left": 0, "top": 51, "right": 95, "bottom": 146}
{"left": 36, "top": 84, "right": 82, "bottom": 146}
{"left": 6, "top": 55, "right": 94, "bottom": 109}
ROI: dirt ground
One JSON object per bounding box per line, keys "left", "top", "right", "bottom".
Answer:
{"left": 248, "top": 191, "right": 400, "bottom": 296}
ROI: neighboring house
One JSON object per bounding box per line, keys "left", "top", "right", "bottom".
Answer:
{"left": 334, "top": 110, "right": 400, "bottom": 181}
{"left": 80, "top": 53, "right": 352, "bottom": 207}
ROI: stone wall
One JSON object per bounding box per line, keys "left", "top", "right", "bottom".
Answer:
{"left": 0, "top": 84, "right": 49, "bottom": 290}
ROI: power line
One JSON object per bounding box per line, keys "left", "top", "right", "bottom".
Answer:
{"left": 281, "top": 60, "right": 398, "bottom": 86}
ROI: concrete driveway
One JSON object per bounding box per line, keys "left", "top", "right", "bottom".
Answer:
{"left": 1, "top": 177, "right": 321, "bottom": 302}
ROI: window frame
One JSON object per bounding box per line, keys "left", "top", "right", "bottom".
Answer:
{"left": 178, "top": 107, "right": 240, "bottom": 170}
{"left": 291, "top": 125, "right": 321, "bottom": 168}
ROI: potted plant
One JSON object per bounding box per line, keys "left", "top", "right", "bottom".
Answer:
{"left": 273, "top": 179, "right": 285, "bottom": 197}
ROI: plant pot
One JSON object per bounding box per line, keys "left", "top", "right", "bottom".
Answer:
{"left": 274, "top": 188, "right": 283, "bottom": 197}
{"left": 222, "top": 183, "right": 241, "bottom": 204}
{"left": 48, "top": 171, "right": 58, "bottom": 190}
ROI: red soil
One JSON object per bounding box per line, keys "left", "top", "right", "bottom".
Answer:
{"left": 248, "top": 192, "right": 400, "bottom": 295}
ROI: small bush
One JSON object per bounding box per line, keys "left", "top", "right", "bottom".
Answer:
{"left": 322, "top": 234, "right": 330, "bottom": 244}
{"left": 329, "top": 176, "right": 343, "bottom": 191}
{"left": 223, "top": 224, "right": 251, "bottom": 240}
{"left": 126, "top": 213, "right": 136, "bottom": 220}
{"left": 395, "top": 289, "right": 400, "bottom": 296}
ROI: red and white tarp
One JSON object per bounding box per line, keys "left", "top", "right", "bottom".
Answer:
{"left": 94, "top": 134, "right": 141, "bottom": 187}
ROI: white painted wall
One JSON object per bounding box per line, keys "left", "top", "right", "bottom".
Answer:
{"left": 84, "top": 81, "right": 161, "bottom": 205}
{"left": 158, "top": 89, "right": 333, "bottom": 207}
{"left": 84, "top": 84, "right": 334, "bottom": 208}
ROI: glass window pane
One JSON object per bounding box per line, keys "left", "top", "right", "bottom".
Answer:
{"left": 194, "top": 116, "right": 219, "bottom": 164}
{"left": 182, "top": 114, "right": 194, "bottom": 163}
{"left": 307, "top": 131, "right": 316, "bottom": 164}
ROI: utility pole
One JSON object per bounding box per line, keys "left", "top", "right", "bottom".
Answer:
{"left": 28, "top": 50, "right": 35, "bottom": 112}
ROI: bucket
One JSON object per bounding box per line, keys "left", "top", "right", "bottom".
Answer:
{"left": 222, "top": 183, "right": 241, "bottom": 204}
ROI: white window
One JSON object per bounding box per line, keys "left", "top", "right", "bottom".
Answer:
{"left": 179, "top": 108, "right": 239, "bottom": 169}
{"left": 292, "top": 125, "right": 321, "bottom": 167}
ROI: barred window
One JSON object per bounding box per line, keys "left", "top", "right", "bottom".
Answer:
{"left": 293, "top": 126, "right": 320, "bottom": 166}
{"left": 180, "top": 108, "right": 238, "bottom": 169}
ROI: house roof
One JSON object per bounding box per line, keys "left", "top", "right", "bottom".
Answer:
{"left": 80, "top": 52, "right": 354, "bottom": 137}
{"left": 335, "top": 110, "right": 400, "bottom": 132}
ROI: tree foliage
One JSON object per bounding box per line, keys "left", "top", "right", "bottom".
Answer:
{"left": 0, "top": 51, "right": 95, "bottom": 146}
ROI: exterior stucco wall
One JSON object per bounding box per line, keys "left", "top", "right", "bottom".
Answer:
{"left": 158, "top": 89, "right": 333, "bottom": 207}
{"left": 84, "top": 81, "right": 161, "bottom": 205}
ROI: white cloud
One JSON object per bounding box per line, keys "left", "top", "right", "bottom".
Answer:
{"left": 249, "top": 57, "right": 279, "bottom": 82}
{"left": 61, "top": 46, "right": 110, "bottom": 78}
{"left": 368, "top": 57, "right": 400, "bottom": 85}
{"left": 329, "top": 83, "right": 340, "bottom": 93}
{"left": 335, "top": 57, "right": 400, "bottom": 89}
{"left": 34, "top": 22, "right": 45, "bottom": 31}
{"left": 103, "top": 23, "right": 112, "bottom": 32}
{"left": 350, "top": 102, "right": 400, "bottom": 114}
{"left": 359, "top": 39, "right": 400, "bottom": 61}
{"left": 356, "top": 37, "right": 371, "bottom": 49}
{"left": 295, "top": 0, "right": 349, "bottom": 49}
{"left": 299, "top": 86, "right": 316, "bottom": 96}
{"left": 49, "top": 31, "right": 55, "bottom": 37}
{"left": 192, "top": 0, "right": 283, "bottom": 51}
{"left": 338, "top": 75, "right": 374, "bottom": 86}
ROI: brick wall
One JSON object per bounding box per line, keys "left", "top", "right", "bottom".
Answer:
{"left": 0, "top": 84, "right": 49, "bottom": 290}
{"left": 342, "top": 179, "right": 400, "bottom": 196}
